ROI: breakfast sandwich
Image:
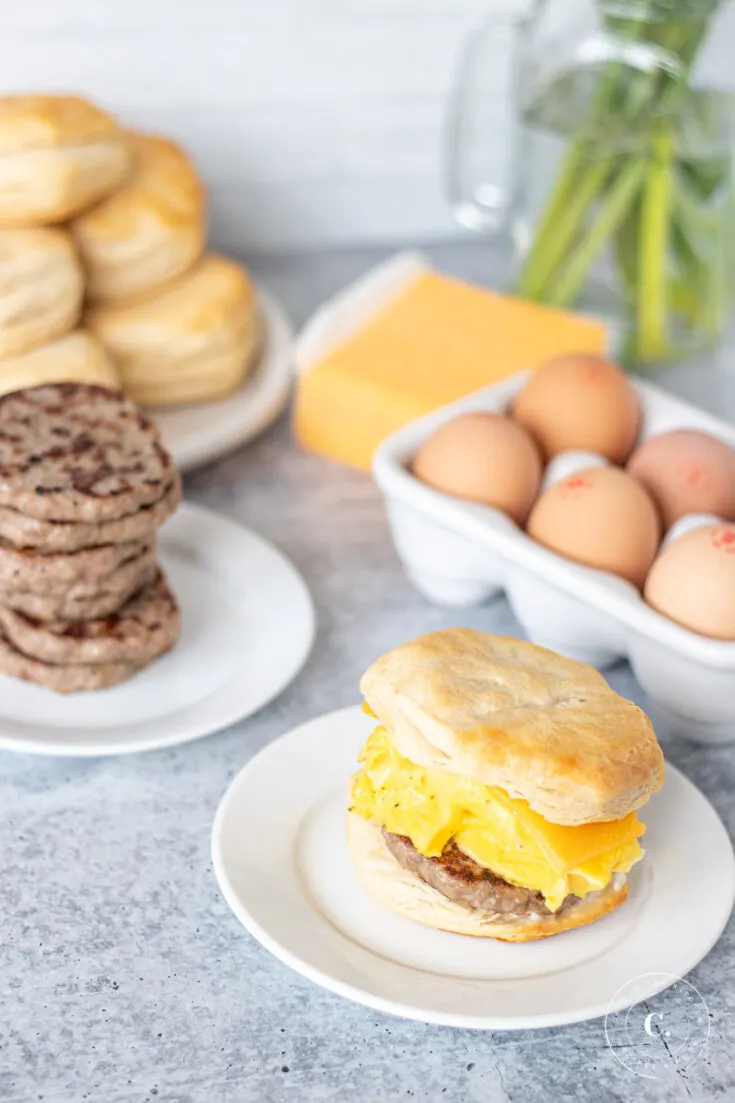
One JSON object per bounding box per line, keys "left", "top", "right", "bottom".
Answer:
{"left": 347, "top": 629, "right": 664, "bottom": 941}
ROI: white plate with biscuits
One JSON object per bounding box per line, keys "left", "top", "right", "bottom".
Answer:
{"left": 150, "top": 288, "right": 294, "bottom": 473}
{"left": 212, "top": 705, "right": 735, "bottom": 1031}
{"left": 0, "top": 502, "right": 315, "bottom": 756}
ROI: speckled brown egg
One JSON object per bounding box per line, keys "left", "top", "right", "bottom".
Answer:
{"left": 628, "top": 429, "right": 735, "bottom": 530}
{"left": 412, "top": 412, "right": 542, "bottom": 524}
{"left": 512, "top": 353, "right": 640, "bottom": 463}
{"left": 645, "top": 523, "right": 735, "bottom": 638}
{"left": 527, "top": 465, "right": 661, "bottom": 587}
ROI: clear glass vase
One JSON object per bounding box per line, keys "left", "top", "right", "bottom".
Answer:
{"left": 446, "top": 0, "right": 735, "bottom": 366}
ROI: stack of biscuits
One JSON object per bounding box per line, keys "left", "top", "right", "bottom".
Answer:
{"left": 0, "top": 382, "right": 181, "bottom": 693}
{"left": 0, "top": 94, "right": 260, "bottom": 408}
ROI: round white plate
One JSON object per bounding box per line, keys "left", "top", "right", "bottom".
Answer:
{"left": 213, "top": 706, "right": 735, "bottom": 1031}
{"left": 0, "top": 503, "right": 315, "bottom": 756}
{"left": 151, "top": 289, "right": 293, "bottom": 473}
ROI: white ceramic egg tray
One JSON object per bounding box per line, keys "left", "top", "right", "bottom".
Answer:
{"left": 296, "top": 251, "right": 735, "bottom": 744}
{"left": 373, "top": 374, "right": 735, "bottom": 745}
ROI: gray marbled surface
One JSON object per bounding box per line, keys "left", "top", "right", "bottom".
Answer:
{"left": 2, "top": 242, "right": 735, "bottom": 1103}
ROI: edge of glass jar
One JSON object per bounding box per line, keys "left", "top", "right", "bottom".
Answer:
{"left": 600, "top": 0, "right": 723, "bottom": 22}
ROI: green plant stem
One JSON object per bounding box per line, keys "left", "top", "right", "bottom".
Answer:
{"left": 614, "top": 196, "right": 641, "bottom": 301}
{"left": 513, "top": 6, "right": 726, "bottom": 364}
{"left": 546, "top": 157, "right": 646, "bottom": 306}
{"left": 515, "top": 26, "right": 646, "bottom": 301}
{"left": 635, "top": 128, "right": 675, "bottom": 361}
{"left": 516, "top": 155, "right": 611, "bottom": 299}
{"left": 669, "top": 164, "right": 722, "bottom": 331}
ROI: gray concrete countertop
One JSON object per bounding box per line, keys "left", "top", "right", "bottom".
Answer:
{"left": 2, "top": 242, "right": 734, "bottom": 1103}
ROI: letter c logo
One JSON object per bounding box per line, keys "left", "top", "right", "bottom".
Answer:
{"left": 644, "top": 1012, "right": 662, "bottom": 1037}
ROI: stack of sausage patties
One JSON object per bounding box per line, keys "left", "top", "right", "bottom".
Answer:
{"left": 0, "top": 382, "right": 181, "bottom": 692}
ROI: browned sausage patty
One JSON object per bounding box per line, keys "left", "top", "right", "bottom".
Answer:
{"left": 0, "top": 383, "right": 174, "bottom": 522}
{"left": 383, "top": 829, "right": 579, "bottom": 917}
{"left": 0, "top": 570, "right": 179, "bottom": 665}
{"left": 0, "top": 476, "right": 180, "bottom": 551}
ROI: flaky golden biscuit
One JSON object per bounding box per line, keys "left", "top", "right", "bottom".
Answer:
{"left": 72, "top": 132, "right": 206, "bottom": 303}
{"left": 0, "top": 95, "right": 131, "bottom": 226}
{"left": 0, "top": 228, "right": 83, "bottom": 358}
{"left": 86, "top": 253, "right": 260, "bottom": 407}
{"left": 0, "top": 331, "right": 119, "bottom": 398}
{"left": 347, "top": 813, "right": 629, "bottom": 942}
{"left": 360, "top": 629, "right": 664, "bottom": 825}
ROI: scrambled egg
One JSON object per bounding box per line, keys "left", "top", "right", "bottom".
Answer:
{"left": 350, "top": 726, "right": 645, "bottom": 910}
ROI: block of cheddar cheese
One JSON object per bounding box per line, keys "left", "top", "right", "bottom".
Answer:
{"left": 294, "top": 253, "right": 607, "bottom": 472}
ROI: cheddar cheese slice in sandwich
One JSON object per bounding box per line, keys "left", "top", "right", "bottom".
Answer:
{"left": 348, "top": 629, "right": 664, "bottom": 941}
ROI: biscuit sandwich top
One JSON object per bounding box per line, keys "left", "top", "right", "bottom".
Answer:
{"left": 359, "top": 628, "right": 664, "bottom": 826}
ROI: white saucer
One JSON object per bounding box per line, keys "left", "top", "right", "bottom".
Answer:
{"left": 151, "top": 289, "right": 293, "bottom": 473}
{"left": 0, "top": 503, "right": 315, "bottom": 756}
{"left": 212, "top": 706, "right": 735, "bottom": 1031}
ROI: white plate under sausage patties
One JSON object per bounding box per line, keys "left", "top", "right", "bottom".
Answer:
{"left": 0, "top": 503, "right": 315, "bottom": 755}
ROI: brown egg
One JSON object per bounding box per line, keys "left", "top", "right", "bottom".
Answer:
{"left": 628, "top": 429, "right": 735, "bottom": 530}
{"left": 512, "top": 353, "right": 640, "bottom": 463}
{"left": 645, "top": 523, "right": 735, "bottom": 638}
{"left": 412, "top": 412, "right": 542, "bottom": 524}
{"left": 527, "top": 465, "right": 661, "bottom": 587}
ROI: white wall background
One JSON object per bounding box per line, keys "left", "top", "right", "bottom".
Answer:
{"left": 0, "top": 0, "right": 507, "bottom": 253}
{"left": 0, "top": 0, "right": 733, "bottom": 254}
